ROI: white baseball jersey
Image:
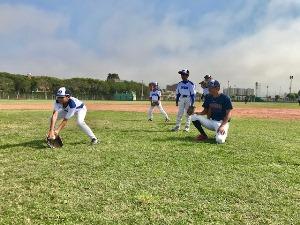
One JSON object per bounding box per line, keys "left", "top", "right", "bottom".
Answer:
{"left": 54, "top": 97, "right": 84, "bottom": 120}
{"left": 150, "top": 89, "right": 161, "bottom": 102}
{"left": 176, "top": 81, "right": 196, "bottom": 97}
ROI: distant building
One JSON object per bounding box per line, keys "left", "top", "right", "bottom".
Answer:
{"left": 166, "top": 84, "right": 177, "bottom": 92}
{"left": 161, "top": 89, "right": 176, "bottom": 100}
{"left": 223, "top": 88, "right": 255, "bottom": 101}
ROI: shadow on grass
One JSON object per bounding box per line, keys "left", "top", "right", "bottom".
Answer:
{"left": 0, "top": 139, "right": 46, "bottom": 150}
{"left": 153, "top": 136, "right": 217, "bottom": 145}
{"left": 121, "top": 119, "right": 144, "bottom": 122}
{"left": 0, "top": 140, "right": 90, "bottom": 150}
{"left": 118, "top": 129, "right": 171, "bottom": 133}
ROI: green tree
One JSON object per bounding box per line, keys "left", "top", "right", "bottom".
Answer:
{"left": 107, "top": 73, "right": 120, "bottom": 82}
{"left": 286, "top": 93, "right": 296, "bottom": 101}
{"left": 0, "top": 77, "right": 15, "bottom": 96}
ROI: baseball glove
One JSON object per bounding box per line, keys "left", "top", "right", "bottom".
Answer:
{"left": 46, "top": 135, "right": 63, "bottom": 148}
{"left": 187, "top": 106, "right": 196, "bottom": 116}
{"left": 151, "top": 101, "right": 159, "bottom": 106}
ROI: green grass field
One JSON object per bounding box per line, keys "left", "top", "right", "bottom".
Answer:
{"left": 0, "top": 109, "right": 299, "bottom": 224}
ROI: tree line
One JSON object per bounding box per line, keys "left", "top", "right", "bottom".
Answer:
{"left": 0, "top": 72, "right": 149, "bottom": 100}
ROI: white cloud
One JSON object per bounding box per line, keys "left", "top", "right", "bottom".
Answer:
{"left": 0, "top": 1, "right": 299, "bottom": 96}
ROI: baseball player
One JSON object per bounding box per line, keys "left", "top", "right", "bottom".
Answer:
{"left": 199, "top": 75, "right": 212, "bottom": 101}
{"left": 47, "top": 87, "right": 98, "bottom": 144}
{"left": 171, "top": 69, "right": 196, "bottom": 132}
{"left": 191, "top": 80, "right": 233, "bottom": 144}
{"left": 148, "top": 81, "right": 170, "bottom": 122}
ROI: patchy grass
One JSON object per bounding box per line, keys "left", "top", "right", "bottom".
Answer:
{"left": 0, "top": 99, "right": 299, "bottom": 109}
{"left": 0, "top": 110, "right": 299, "bottom": 224}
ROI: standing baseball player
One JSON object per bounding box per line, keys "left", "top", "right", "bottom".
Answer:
{"left": 199, "top": 75, "right": 212, "bottom": 101}
{"left": 171, "top": 69, "right": 196, "bottom": 132}
{"left": 47, "top": 87, "right": 98, "bottom": 144}
{"left": 191, "top": 80, "right": 233, "bottom": 144}
{"left": 148, "top": 81, "right": 170, "bottom": 122}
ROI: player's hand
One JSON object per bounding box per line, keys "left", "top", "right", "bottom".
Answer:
{"left": 48, "top": 130, "right": 56, "bottom": 140}
{"left": 217, "top": 125, "right": 225, "bottom": 135}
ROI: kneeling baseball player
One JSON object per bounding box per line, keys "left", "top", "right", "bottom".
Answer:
{"left": 191, "top": 80, "right": 233, "bottom": 144}
{"left": 147, "top": 81, "right": 170, "bottom": 122}
{"left": 47, "top": 87, "right": 98, "bottom": 145}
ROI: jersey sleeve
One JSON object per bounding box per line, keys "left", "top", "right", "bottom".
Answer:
{"left": 53, "top": 102, "right": 60, "bottom": 112}
{"left": 189, "top": 83, "right": 196, "bottom": 106}
{"left": 158, "top": 90, "right": 162, "bottom": 97}
{"left": 224, "top": 96, "right": 233, "bottom": 110}
{"left": 176, "top": 83, "right": 181, "bottom": 103}
{"left": 190, "top": 83, "right": 196, "bottom": 95}
{"left": 202, "top": 97, "right": 210, "bottom": 109}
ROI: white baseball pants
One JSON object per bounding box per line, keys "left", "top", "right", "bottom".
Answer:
{"left": 191, "top": 115, "right": 230, "bottom": 144}
{"left": 175, "top": 97, "right": 192, "bottom": 129}
{"left": 147, "top": 102, "right": 169, "bottom": 120}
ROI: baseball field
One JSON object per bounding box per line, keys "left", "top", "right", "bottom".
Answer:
{"left": 0, "top": 100, "right": 299, "bottom": 224}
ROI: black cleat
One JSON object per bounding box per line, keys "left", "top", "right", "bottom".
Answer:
{"left": 91, "top": 138, "right": 98, "bottom": 145}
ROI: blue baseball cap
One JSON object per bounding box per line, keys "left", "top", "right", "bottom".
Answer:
{"left": 56, "top": 87, "right": 71, "bottom": 97}
{"left": 208, "top": 80, "right": 220, "bottom": 88}
{"left": 178, "top": 69, "right": 189, "bottom": 76}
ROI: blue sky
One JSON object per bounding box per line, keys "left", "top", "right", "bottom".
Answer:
{"left": 0, "top": 0, "right": 299, "bottom": 95}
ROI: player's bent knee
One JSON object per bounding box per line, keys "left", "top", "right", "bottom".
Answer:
{"left": 77, "top": 121, "right": 86, "bottom": 127}
{"left": 191, "top": 114, "right": 198, "bottom": 121}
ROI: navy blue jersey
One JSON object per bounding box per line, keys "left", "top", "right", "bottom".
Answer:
{"left": 203, "top": 94, "right": 233, "bottom": 121}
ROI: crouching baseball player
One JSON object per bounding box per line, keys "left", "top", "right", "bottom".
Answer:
{"left": 191, "top": 80, "right": 233, "bottom": 144}
{"left": 172, "top": 69, "right": 196, "bottom": 132}
{"left": 47, "top": 87, "right": 98, "bottom": 145}
{"left": 147, "top": 81, "right": 170, "bottom": 122}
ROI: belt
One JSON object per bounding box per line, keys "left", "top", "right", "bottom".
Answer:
{"left": 182, "top": 95, "right": 189, "bottom": 98}
{"left": 76, "top": 104, "right": 84, "bottom": 109}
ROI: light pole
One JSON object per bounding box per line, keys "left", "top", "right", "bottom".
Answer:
{"left": 266, "top": 85, "right": 269, "bottom": 98}
{"left": 289, "top": 76, "right": 294, "bottom": 94}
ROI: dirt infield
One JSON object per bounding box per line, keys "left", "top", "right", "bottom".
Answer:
{"left": 0, "top": 101, "right": 299, "bottom": 120}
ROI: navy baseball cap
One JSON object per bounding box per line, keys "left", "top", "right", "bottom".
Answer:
{"left": 204, "top": 75, "right": 212, "bottom": 79}
{"left": 56, "top": 87, "right": 71, "bottom": 97}
{"left": 208, "top": 80, "right": 220, "bottom": 88}
{"left": 178, "top": 69, "right": 189, "bottom": 76}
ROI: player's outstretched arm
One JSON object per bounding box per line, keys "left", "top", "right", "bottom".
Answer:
{"left": 55, "top": 118, "right": 68, "bottom": 135}
{"left": 48, "top": 111, "right": 58, "bottom": 139}
{"left": 217, "top": 110, "right": 232, "bottom": 135}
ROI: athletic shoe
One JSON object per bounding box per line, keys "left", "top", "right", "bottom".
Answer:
{"left": 184, "top": 127, "right": 190, "bottom": 132}
{"left": 91, "top": 138, "right": 98, "bottom": 145}
{"left": 171, "top": 126, "right": 180, "bottom": 131}
{"left": 148, "top": 119, "right": 153, "bottom": 122}
{"left": 165, "top": 118, "right": 170, "bottom": 122}
{"left": 195, "top": 134, "right": 208, "bottom": 141}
